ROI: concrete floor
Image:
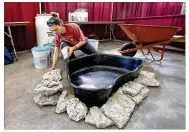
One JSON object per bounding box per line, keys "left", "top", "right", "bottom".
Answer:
{"left": 4, "top": 40, "right": 185, "bottom": 129}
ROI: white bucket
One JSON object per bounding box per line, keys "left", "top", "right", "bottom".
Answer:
{"left": 31, "top": 46, "right": 51, "bottom": 69}
{"left": 88, "top": 39, "right": 99, "bottom": 51}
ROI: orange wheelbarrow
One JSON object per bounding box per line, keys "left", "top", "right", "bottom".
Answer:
{"left": 118, "top": 24, "right": 185, "bottom": 61}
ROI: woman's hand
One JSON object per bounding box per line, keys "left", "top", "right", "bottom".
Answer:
{"left": 68, "top": 46, "right": 76, "bottom": 57}
{"left": 47, "top": 67, "right": 54, "bottom": 73}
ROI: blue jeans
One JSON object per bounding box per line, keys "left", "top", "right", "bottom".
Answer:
{"left": 60, "top": 42, "right": 98, "bottom": 60}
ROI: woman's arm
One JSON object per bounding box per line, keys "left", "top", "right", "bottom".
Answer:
{"left": 68, "top": 40, "right": 86, "bottom": 57}
{"left": 49, "top": 47, "right": 60, "bottom": 71}
{"left": 74, "top": 40, "right": 86, "bottom": 49}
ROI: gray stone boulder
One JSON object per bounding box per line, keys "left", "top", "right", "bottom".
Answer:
{"left": 42, "top": 69, "right": 62, "bottom": 88}
{"left": 85, "top": 112, "right": 95, "bottom": 125}
{"left": 128, "top": 87, "right": 149, "bottom": 104}
{"left": 55, "top": 90, "right": 75, "bottom": 114}
{"left": 122, "top": 81, "right": 144, "bottom": 96}
{"left": 86, "top": 106, "right": 114, "bottom": 128}
{"left": 134, "top": 74, "right": 160, "bottom": 87}
{"left": 34, "top": 82, "right": 63, "bottom": 96}
{"left": 33, "top": 92, "right": 61, "bottom": 106}
{"left": 66, "top": 98, "right": 88, "bottom": 122}
{"left": 140, "top": 71, "right": 155, "bottom": 78}
{"left": 100, "top": 94, "right": 136, "bottom": 128}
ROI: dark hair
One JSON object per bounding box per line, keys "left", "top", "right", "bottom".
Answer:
{"left": 47, "top": 13, "right": 63, "bottom": 27}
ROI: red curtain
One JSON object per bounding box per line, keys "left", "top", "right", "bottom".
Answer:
{"left": 88, "top": 2, "right": 112, "bottom": 21}
{"left": 113, "top": 2, "right": 183, "bottom": 19}
{"left": 4, "top": 2, "right": 39, "bottom": 51}
{"left": 87, "top": 2, "right": 112, "bottom": 38}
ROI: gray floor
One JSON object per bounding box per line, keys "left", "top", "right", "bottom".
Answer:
{"left": 4, "top": 40, "right": 185, "bottom": 129}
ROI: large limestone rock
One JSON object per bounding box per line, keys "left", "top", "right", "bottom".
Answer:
{"left": 100, "top": 101, "right": 130, "bottom": 129}
{"left": 140, "top": 71, "right": 155, "bottom": 78}
{"left": 115, "top": 87, "right": 124, "bottom": 94}
{"left": 33, "top": 92, "right": 61, "bottom": 106}
{"left": 42, "top": 80, "right": 60, "bottom": 88}
{"left": 66, "top": 98, "right": 88, "bottom": 122}
{"left": 121, "top": 81, "right": 144, "bottom": 96}
{"left": 85, "top": 112, "right": 95, "bottom": 125}
{"left": 134, "top": 74, "right": 160, "bottom": 87}
{"left": 88, "top": 106, "right": 114, "bottom": 128}
{"left": 42, "top": 69, "right": 62, "bottom": 87}
{"left": 128, "top": 87, "right": 149, "bottom": 104}
{"left": 55, "top": 90, "right": 74, "bottom": 114}
{"left": 109, "top": 94, "right": 136, "bottom": 112}
{"left": 100, "top": 94, "right": 136, "bottom": 128}
{"left": 34, "top": 82, "right": 63, "bottom": 96}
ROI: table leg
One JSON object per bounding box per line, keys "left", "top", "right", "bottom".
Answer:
{"left": 103, "top": 24, "right": 115, "bottom": 41}
{"left": 23, "top": 26, "right": 28, "bottom": 50}
{"left": 103, "top": 24, "right": 108, "bottom": 40}
{"left": 7, "top": 26, "right": 18, "bottom": 61}
{"left": 109, "top": 24, "right": 112, "bottom": 40}
{"left": 109, "top": 24, "right": 115, "bottom": 40}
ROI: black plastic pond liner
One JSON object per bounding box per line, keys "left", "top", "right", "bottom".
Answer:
{"left": 65, "top": 54, "right": 143, "bottom": 107}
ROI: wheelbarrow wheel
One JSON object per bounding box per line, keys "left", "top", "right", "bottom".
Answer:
{"left": 120, "top": 43, "right": 137, "bottom": 57}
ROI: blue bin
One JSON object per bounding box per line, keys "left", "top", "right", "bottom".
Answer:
{"left": 4, "top": 47, "right": 14, "bottom": 65}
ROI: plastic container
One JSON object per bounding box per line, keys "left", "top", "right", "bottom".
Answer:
{"left": 66, "top": 54, "right": 143, "bottom": 107}
{"left": 31, "top": 46, "right": 51, "bottom": 69}
{"left": 88, "top": 39, "right": 99, "bottom": 51}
